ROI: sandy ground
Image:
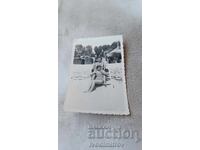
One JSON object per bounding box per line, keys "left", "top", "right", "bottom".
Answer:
{"left": 64, "top": 63, "right": 129, "bottom": 114}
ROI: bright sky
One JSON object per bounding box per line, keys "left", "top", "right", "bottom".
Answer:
{"left": 73, "top": 35, "right": 123, "bottom": 49}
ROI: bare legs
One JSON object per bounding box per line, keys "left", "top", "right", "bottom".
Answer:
{"left": 87, "top": 80, "right": 95, "bottom": 92}
{"left": 87, "top": 79, "right": 104, "bottom": 92}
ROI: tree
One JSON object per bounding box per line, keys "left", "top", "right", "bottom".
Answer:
{"left": 75, "top": 44, "right": 84, "bottom": 57}
{"left": 94, "top": 46, "right": 102, "bottom": 57}
{"left": 111, "top": 41, "right": 118, "bottom": 49}
{"left": 102, "top": 45, "right": 111, "bottom": 52}
{"left": 75, "top": 44, "right": 83, "bottom": 52}
{"left": 85, "top": 45, "right": 92, "bottom": 56}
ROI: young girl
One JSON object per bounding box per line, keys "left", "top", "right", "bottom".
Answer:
{"left": 87, "top": 65, "right": 109, "bottom": 92}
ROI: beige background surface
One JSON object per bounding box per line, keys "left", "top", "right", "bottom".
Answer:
{"left": 58, "top": 0, "right": 142, "bottom": 149}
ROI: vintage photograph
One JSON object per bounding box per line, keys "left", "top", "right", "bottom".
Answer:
{"left": 64, "top": 35, "right": 129, "bottom": 115}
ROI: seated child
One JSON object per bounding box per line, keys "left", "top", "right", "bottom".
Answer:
{"left": 87, "top": 65, "right": 109, "bottom": 92}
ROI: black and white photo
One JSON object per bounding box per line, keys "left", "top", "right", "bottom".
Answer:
{"left": 64, "top": 35, "right": 129, "bottom": 115}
